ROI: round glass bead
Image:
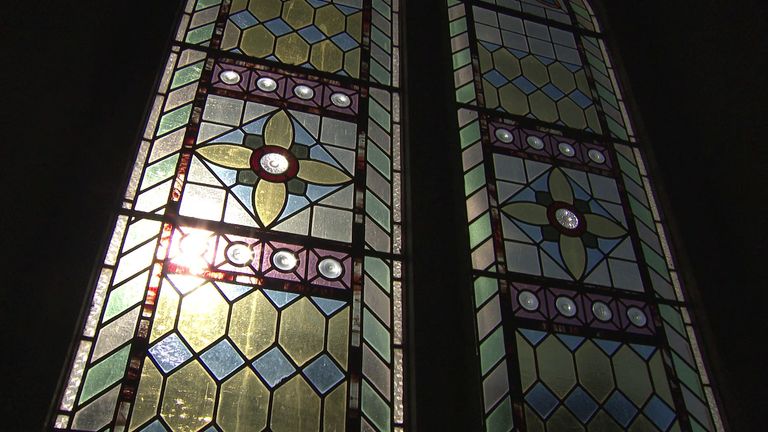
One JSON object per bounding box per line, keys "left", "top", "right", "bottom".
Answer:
{"left": 219, "top": 70, "right": 241, "bottom": 85}
{"left": 495, "top": 128, "right": 514, "bottom": 143}
{"left": 555, "top": 296, "right": 577, "bottom": 317}
{"left": 555, "top": 208, "right": 580, "bottom": 229}
{"left": 627, "top": 307, "right": 648, "bottom": 327}
{"left": 518, "top": 291, "right": 539, "bottom": 311}
{"left": 272, "top": 250, "right": 298, "bottom": 271}
{"left": 588, "top": 149, "right": 606, "bottom": 164}
{"left": 256, "top": 77, "right": 278, "bottom": 92}
{"left": 318, "top": 257, "right": 344, "bottom": 279}
{"left": 330, "top": 92, "right": 351, "bottom": 107}
{"left": 294, "top": 85, "right": 314, "bottom": 100}
{"left": 225, "top": 243, "right": 253, "bottom": 266}
{"left": 591, "top": 301, "right": 613, "bottom": 321}
{"left": 259, "top": 153, "right": 290, "bottom": 174}
{"left": 526, "top": 135, "right": 545, "bottom": 150}
{"left": 558, "top": 142, "right": 576, "bottom": 157}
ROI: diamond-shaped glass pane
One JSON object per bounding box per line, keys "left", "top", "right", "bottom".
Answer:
{"left": 200, "top": 339, "right": 244, "bottom": 380}
{"left": 526, "top": 382, "right": 559, "bottom": 419}
{"left": 303, "top": 354, "right": 345, "bottom": 394}
{"left": 604, "top": 390, "right": 638, "bottom": 427}
{"left": 564, "top": 386, "right": 598, "bottom": 423}
{"left": 252, "top": 347, "right": 296, "bottom": 388}
{"left": 148, "top": 333, "right": 192, "bottom": 373}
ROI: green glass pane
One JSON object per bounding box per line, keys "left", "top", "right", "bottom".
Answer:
{"left": 362, "top": 380, "right": 391, "bottom": 432}
{"left": 79, "top": 345, "right": 130, "bottom": 404}
{"left": 170, "top": 61, "right": 203, "bottom": 90}
{"left": 363, "top": 308, "right": 391, "bottom": 362}
{"left": 366, "top": 191, "right": 391, "bottom": 234}
{"left": 365, "top": 257, "right": 391, "bottom": 293}
{"left": 474, "top": 276, "right": 498, "bottom": 306}
{"left": 186, "top": 23, "right": 215, "bottom": 44}
{"left": 480, "top": 327, "right": 504, "bottom": 375}
{"left": 156, "top": 104, "right": 192, "bottom": 137}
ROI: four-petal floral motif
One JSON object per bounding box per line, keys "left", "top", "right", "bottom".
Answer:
{"left": 501, "top": 168, "right": 627, "bottom": 279}
{"left": 196, "top": 110, "right": 351, "bottom": 227}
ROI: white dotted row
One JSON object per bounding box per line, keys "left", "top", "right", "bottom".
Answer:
{"left": 517, "top": 290, "right": 648, "bottom": 327}
{"left": 495, "top": 128, "right": 606, "bottom": 164}
{"left": 225, "top": 243, "right": 345, "bottom": 279}
{"left": 219, "top": 70, "right": 352, "bottom": 107}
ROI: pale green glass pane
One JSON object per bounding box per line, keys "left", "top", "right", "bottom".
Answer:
{"left": 79, "top": 345, "right": 130, "bottom": 404}
{"left": 362, "top": 380, "right": 391, "bottom": 432}
{"left": 363, "top": 308, "right": 391, "bottom": 362}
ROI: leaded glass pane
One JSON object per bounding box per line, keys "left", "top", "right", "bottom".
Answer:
{"left": 53, "top": 0, "right": 404, "bottom": 430}
{"left": 448, "top": 0, "right": 723, "bottom": 430}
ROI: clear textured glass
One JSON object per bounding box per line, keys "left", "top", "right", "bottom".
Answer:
{"left": 272, "top": 250, "right": 298, "bottom": 271}
{"left": 555, "top": 296, "right": 577, "bottom": 317}
{"left": 555, "top": 208, "right": 579, "bottom": 229}
{"left": 219, "top": 70, "right": 241, "bottom": 85}
{"left": 294, "top": 85, "right": 314, "bottom": 100}
{"left": 330, "top": 92, "right": 351, "bottom": 108}
{"left": 518, "top": 290, "right": 539, "bottom": 311}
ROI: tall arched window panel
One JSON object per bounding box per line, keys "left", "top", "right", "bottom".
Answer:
{"left": 50, "top": 1, "right": 405, "bottom": 431}
{"left": 447, "top": 0, "right": 725, "bottom": 430}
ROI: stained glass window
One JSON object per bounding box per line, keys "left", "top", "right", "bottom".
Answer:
{"left": 448, "top": 0, "right": 724, "bottom": 430}
{"left": 52, "top": 0, "right": 404, "bottom": 431}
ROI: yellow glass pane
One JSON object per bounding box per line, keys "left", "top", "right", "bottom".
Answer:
{"left": 230, "top": 290, "right": 277, "bottom": 358}
{"left": 128, "top": 359, "right": 163, "bottom": 431}
{"left": 161, "top": 361, "right": 216, "bottom": 432}
{"left": 344, "top": 48, "right": 361, "bottom": 78}
{"left": 217, "top": 368, "right": 270, "bottom": 432}
{"left": 254, "top": 180, "right": 287, "bottom": 227}
{"left": 271, "top": 376, "right": 320, "bottom": 432}
{"left": 279, "top": 297, "right": 325, "bottom": 366}
{"left": 263, "top": 110, "right": 293, "bottom": 148}
{"left": 248, "top": 0, "right": 281, "bottom": 21}
{"left": 241, "top": 26, "right": 275, "bottom": 58}
{"left": 310, "top": 40, "right": 343, "bottom": 73}
{"left": 177, "top": 283, "right": 228, "bottom": 352}
{"left": 197, "top": 144, "right": 252, "bottom": 169}
{"left": 282, "top": 0, "right": 313, "bottom": 29}
{"left": 323, "top": 382, "right": 347, "bottom": 432}
{"left": 149, "top": 281, "right": 180, "bottom": 343}
{"left": 315, "top": 5, "right": 344, "bottom": 36}
{"left": 297, "top": 160, "right": 351, "bottom": 185}
{"left": 274, "top": 33, "right": 310, "bottom": 65}
{"left": 327, "top": 307, "right": 349, "bottom": 368}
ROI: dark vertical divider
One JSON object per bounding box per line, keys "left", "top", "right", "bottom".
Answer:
{"left": 402, "top": 0, "right": 483, "bottom": 430}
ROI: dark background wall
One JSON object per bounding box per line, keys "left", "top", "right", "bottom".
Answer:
{"left": 0, "top": 1, "right": 764, "bottom": 430}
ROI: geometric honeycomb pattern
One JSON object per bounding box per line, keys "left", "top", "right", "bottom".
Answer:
{"left": 447, "top": 0, "right": 724, "bottom": 430}
{"left": 221, "top": 0, "right": 363, "bottom": 78}
{"left": 129, "top": 276, "right": 350, "bottom": 432}
{"left": 53, "top": 0, "right": 405, "bottom": 430}
{"left": 473, "top": 6, "right": 602, "bottom": 133}
{"left": 516, "top": 330, "right": 680, "bottom": 431}
{"left": 479, "top": 0, "right": 599, "bottom": 31}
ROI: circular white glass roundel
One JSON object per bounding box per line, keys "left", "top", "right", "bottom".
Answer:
{"left": 588, "top": 149, "right": 606, "bottom": 164}
{"left": 495, "top": 128, "right": 514, "bottom": 143}
{"left": 591, "top": 301, "right": 613, "bottom": 322}
{"left": 627, "top": 307, "right": 648, "bottom": 327}
{"left": 330, "top": 92, "right": 351, "bottom": 107}
{"left": 556, "top": 296, "right": 577, "bottom": 317}
{"left": 219, "top": 70, "right": 241, "bottom": 85}
{"left": 225, "top": 243, "right": 253, "bottom": 266}
{"left": 294, "top": 85, "right": 314, "bottom": 100}
{"left": 272, "top": 250, "right": 298, "bottom": 271}
{"left": 518, "top": 290, "right": 539, "bottom": 311}
{"left": 318, "top": 257, "right": 344, "bottom": 279}
{"left": 526, "top": 135, "right": 545, "bottom": 150}
{"left": 558, "top": 142, "right": 576, "bottom": 157}
{"left": 555, "top": 208, "right": 580, "bottom": 230}
{"left": 256, "top": 77, "right": 278, "bottom": 92}
{"left": 259, "top": 153, "right": 290, "bottom": 174}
